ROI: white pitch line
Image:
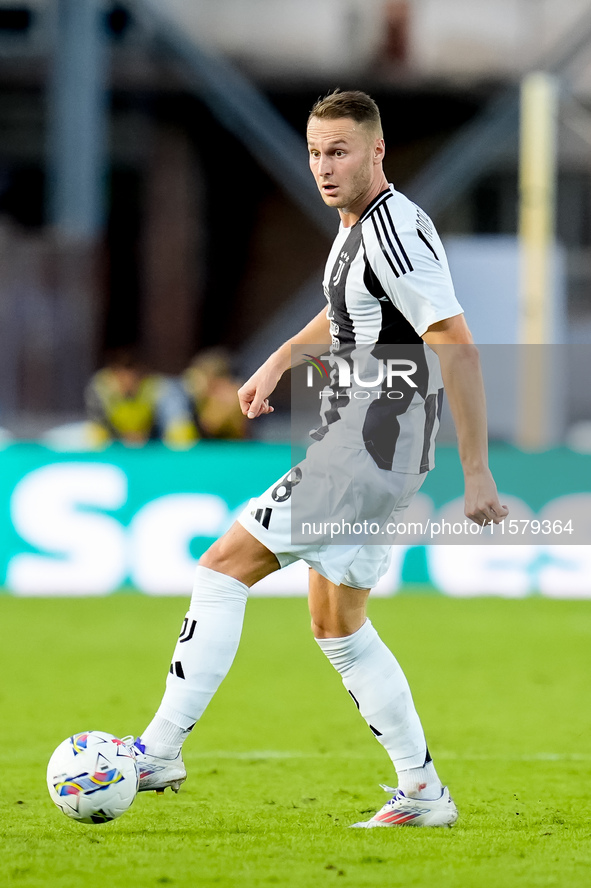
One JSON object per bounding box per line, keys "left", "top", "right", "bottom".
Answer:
{"left": 188, "top": 750, "right": 591, "bottom": 762}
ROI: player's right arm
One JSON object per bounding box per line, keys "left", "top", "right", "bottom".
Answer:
{"left": 238, "top": 307, "right": 331, "bottom": 420}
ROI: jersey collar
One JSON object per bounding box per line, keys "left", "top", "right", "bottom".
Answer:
{"left": 357, "top": 185, "right": 394, "bottom": 225}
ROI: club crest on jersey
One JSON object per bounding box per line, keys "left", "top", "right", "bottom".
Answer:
{"left": 332, "top": 251, "right": 350, "bottom": 286}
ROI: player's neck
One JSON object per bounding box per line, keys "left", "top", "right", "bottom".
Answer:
{"left": 338, "top": 175, "right": 390, "bottom": 228}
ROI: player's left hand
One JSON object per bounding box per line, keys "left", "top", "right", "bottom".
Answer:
{"left": 464, "top": 468, "right": 509, "bottom": 526}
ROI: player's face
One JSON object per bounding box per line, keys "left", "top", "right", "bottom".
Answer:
{"left": 307, "top": 116, "right": 384, "bottom": 217}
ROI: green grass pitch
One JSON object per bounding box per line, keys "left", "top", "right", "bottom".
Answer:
{"left": 1, "top": 593, "right": 590, "bottom": 888}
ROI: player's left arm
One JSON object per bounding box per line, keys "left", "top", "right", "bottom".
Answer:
{"left": 422, "top": 314, "right": 508, "bottom": 526}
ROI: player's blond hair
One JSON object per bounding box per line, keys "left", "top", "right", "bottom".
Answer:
{"left": 308, "top": 89, "right": 383, "bottom": 137}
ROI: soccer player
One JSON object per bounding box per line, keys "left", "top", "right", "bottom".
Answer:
{"left": 132, "top": 90, "right": 508, "bottom": 828}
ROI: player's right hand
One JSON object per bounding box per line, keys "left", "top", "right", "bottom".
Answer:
{"left": 238, "top": 363, "right": 280, "bottom": 419}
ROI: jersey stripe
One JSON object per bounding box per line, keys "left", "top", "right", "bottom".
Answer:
{"left": 371, "top": 213, "right": 401, "bottom": 278}
{"left": 313, "top": 226, "right": 361, "bottom": 440}
{"left": 382, "top": 202, "right": 414, "bottom": 272}
{"left": 416, "top": 228, "right": 439, "bottom": 260}
{"left": 419, "top": 392, "right": 438, "bottom": 472}
{"left": 375, "top": 206, "right": 410, "bottom": 276}
{"left": 311, "top": 382, "right": 350, "bottom": 443}
{"left": 363, "top": 257, "right": 422, "bottom": 344}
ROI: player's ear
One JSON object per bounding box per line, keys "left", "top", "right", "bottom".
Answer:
{"left": 373, "top": 138, "right": 385, "bottom": 163}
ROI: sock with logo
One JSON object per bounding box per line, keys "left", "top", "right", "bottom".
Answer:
{"left": 140, "top": 565, "right": 248, "bottom": 759}
{"left": 315, "top": 618, "right": 443, "bottom": 799}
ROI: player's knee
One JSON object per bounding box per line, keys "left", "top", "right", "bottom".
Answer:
{"left": 199, "top": 537, "right": 248, "bottom": 580}
{"left": 199, "top": 536, "right": 230, "bottom": 573}
{"left": 310, "top": 614, "right": 349, "bottom": 639}
{"left": 311, "top": 616, "right": 325, "bottom": 638}
{"left": 311, "top": 606, "right": 368, "bottom": 639}
{"left": 199, "top": 524, "right": 279, "bottom": 587}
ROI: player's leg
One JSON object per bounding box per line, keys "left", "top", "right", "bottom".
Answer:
{"left": 309, "top": 569, "right": 456, "bottom": 826}
{"left": 199, "top": 520, "right": 282, "bottom": 586}
{"left": 135, "top": 522, "right": 280, "bottom": 791}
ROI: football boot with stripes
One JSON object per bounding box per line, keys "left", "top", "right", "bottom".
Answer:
{"left": 350, "top": 784, "right": 458, "bottom": 828}
{"left": 131, "top": 738, "right": 186, "bottom": 794}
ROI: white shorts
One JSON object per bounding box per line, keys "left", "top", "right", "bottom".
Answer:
{"left": 238, "top": 440, "right": 426, "bottom": 589}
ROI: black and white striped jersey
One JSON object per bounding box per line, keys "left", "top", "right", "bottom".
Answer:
{"left": 313, "top": 184, "right": 463, "bottom": 474}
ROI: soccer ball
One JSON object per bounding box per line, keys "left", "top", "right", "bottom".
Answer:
{"left": 47, "top": 731, "right": 139, "bottom": 824}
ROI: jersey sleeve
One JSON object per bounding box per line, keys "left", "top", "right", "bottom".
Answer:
{"left": 363, "top": 200, "right": 463, "bottom": 337}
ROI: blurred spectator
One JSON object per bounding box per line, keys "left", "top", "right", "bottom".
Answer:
{"left": 183, "top": 348, "right": 247, "bottom": 440}
{"left": 86, "top": 349, "right": 197, "bottom": 447}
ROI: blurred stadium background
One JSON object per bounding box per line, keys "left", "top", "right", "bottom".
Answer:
{"left": 0, "top": 0, "right": 590, "bottom": 596}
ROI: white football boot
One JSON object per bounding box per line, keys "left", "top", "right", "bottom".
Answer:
{"left": 131, "top": 738, "right": 187, "bottom": 794}
{"left": 350, "top": 784, "right": 458, "bottom": 828}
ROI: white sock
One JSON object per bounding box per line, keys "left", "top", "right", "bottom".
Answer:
{"left": 141, "top": 565, "right": 248, "bottom": 758}
{"left": 397, "top": 759, "right": 442, "bottom": 800}
{"left": 316, "top": 619, "right": 442, "bottom": 799}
